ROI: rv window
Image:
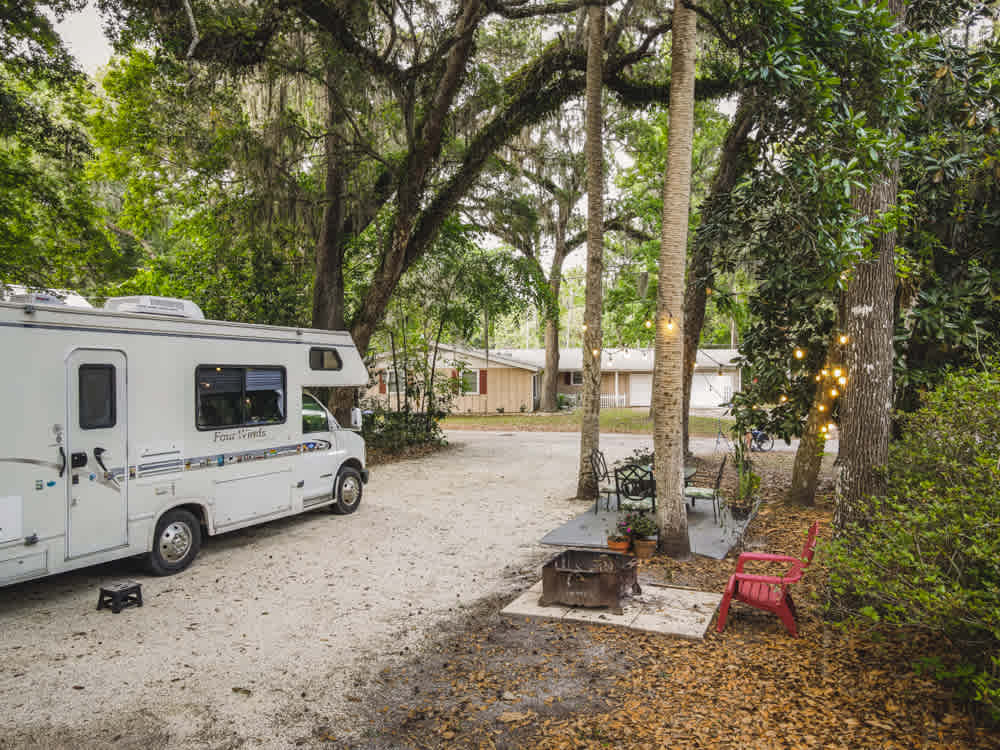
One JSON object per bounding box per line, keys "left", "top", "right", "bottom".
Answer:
{"left": 79, "top": 365, "right": 116, "bottom": 430}
{"left": 309, "top": 348, "right": 343, "bottom": 371}
{"left": 302, "top": 394, "right": 330, "bottom": 433}
{"left": 196, "top": 366, "right": 286, "bottom": 429}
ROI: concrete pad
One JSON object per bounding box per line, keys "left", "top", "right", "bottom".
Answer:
{"left": 501, "top": 581, "right": 722, "bottom": 640}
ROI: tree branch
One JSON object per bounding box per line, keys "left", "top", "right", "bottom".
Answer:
{"left": 181, "top": 0, "right": 200, "bottom": 58}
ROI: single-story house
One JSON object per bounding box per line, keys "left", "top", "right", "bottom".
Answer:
{"left": 367, "top": 344, "right": 741, "bottom": 413}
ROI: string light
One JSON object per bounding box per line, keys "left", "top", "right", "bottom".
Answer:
{"left": 592, "top": 348, "right": 599, "bottom": 357}
{"left": 581, "top": 323, "right": 588, "bottom": 331}
{"left": 818, "top": 404, "right": 826, "bottom": 412}
{"left": 815, "top": 374, "right": 822, "bottom": 382}
{"left": 827, "top": 422, "right": 836, "bottom": 432}
{"left": 821, "top": 425, "right": 828, "bottom": 433}
{"left": 838, "top": 376, "right": 847, "bottom": 386}
{"left": 839, "top": 334, "right": 848, "bottom": 344}
{"left": 833, "top": 368, "right": 843, "bottom": 378}
{"left": 821, "top": 369, "right": 830, "bottom": 376}
{"left": 644, "top": 320, "right": 652, "bottom": 329}
{"left": 830, "top": 388, "right": 839, "bottom": 398}
{"left": 794, "top": 348, "right": 804, "bottom": 359}
{"left": 779, "top": 394, "right": 788, "bottom": 403}
{"left": 666, "top": 319, "right": 675, "bottom": 332}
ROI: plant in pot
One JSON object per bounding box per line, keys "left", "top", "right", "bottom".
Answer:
{"left": 620, "top": 512, "right": 658, "bottom": 559}
{"left": 606, "top": 531, "right": 631, "bottom": 553}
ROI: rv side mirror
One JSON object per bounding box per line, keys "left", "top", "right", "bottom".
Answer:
{"left": 350, "top": 407, "right": 362, "bottom": 430}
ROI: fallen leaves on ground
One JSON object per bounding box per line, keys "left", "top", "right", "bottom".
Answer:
{"left": 330, "top": 451, "right": 999, "bottom": 749}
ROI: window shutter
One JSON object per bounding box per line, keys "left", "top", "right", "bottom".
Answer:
{"left": 564, "top": 372, "right": 571, "bottom": 385}
{"left": 379, "top": 372, "right": 386, "bottom": 394}
{"left": 450, "top": 369, "right": 458, "bottom": 379}
{"left": 479, "top": 370, "right": 488, "bottom": 394}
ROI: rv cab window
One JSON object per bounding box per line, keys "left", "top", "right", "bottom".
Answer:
{"left": 197, "top": 365, "right": 286, "bottom": 429}
{"left": 79, "top": 364, "right": 116, "bottom": 429}
{"left": 302, "top": 394, "right": 330, "bottom": 433}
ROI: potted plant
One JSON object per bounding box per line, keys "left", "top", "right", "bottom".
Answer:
{"left": 606, "top": 532, "right": 631, "bottom": 554}
{"left": 620, "top": 512, "right": 658, "bottom": 559}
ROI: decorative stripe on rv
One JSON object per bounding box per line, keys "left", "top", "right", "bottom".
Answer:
{"left": 106, "top": 440, "right": 333, "bottom": 480}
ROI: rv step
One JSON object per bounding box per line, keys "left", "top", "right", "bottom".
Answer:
{"left": 97, "top": 581, "right": 143, "bottom": 614}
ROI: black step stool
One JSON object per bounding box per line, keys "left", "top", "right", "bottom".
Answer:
{"left": 97, "top": 581, "right": 143, "bottom": 613}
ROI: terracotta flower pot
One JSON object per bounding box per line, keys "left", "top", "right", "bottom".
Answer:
{"left": 632, "top": 537, "right": 657, "bottom": 559}
{"left": 606, "top": 537, "right": 631, "bottom": 554}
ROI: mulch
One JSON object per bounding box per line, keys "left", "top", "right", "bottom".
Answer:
{"left": 328, "top": 451, "right": 1000, "bottom": 749}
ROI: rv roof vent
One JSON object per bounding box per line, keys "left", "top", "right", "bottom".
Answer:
{"left": 2, "top": 285, "right": 93, "bottom": 308}
{"left": 103, "top": 295, "right": 205, "bottom": 319}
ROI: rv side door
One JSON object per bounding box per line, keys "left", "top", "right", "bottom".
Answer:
{"left": 66, "top": 349, "right": 128, "bottom": 558}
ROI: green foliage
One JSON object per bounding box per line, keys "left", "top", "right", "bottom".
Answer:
{"left": 826, "top": 364, "right": 1000, "bottom": 720}
{"left": 618, "top": 511, "right": 657, "bottom": 539}
{"left": 359, "top": 405, "right": 446, "bottom": 455}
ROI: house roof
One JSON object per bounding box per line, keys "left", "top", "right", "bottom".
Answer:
{"left": 374, "top": 343, "right": 541, "bottom": 372}
{"left": 492, "top": 348, "right": 741, "bottom": 373}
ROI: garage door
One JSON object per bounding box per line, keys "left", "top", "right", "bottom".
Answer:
{"left": 630, "top": 374, "right": 652, "bottom": 407}
{"left": 691, "top": 373, "right": 733, "bottom": 408}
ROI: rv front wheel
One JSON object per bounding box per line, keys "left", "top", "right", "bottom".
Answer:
{"left": 333, "top": 467, "right": 363, "bottom": 515}
{"left": 147, "top": 509, "right": 202, "bottom": 575}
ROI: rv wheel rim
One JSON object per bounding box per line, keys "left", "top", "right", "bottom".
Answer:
{"left": 160, "top": 521, "right": 192, "bottom": 563}
{"left": 341, "top": 477, "right": 360, "bottom": 506}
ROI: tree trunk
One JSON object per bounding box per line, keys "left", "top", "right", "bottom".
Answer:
{"left": 541, "top": 199, "right": 571, "bottom": 412}
{"left": 835, "top": 0, "right": 904, "bottom": 530}
{"left": 653, "top": 0, "right": 697, "bottom": 559}
{"left": 789, "top": 338, "right": 840, "bottom": 505}
{"left": 576, "top": 5, "right": 605, "bottom": 500}
{"left": 836, "top": 172, "right": 898, "bottom": 527}
{"left": 312, "top": 72, "right": 347, "bottom": 332}
{"left": 682, "top": 95, "right": 757, "bottom": 456}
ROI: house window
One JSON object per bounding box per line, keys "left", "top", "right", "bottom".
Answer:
{"left": 461, "top": 369, "right": 480, "bottom": 395}
{"left": 309, "top": 348, "right": 342, "bottom": 371}
{"left": 79, "top": 364, "right": 116, "bottom": 430}
{"left": 197, "top": 366, "right": 286, "bottom": 430}
{"left": 386, "top": 367, "right": 406, "bottom": 389}
{"left": 571, "top": 371, "right": 584, "bottom": 386}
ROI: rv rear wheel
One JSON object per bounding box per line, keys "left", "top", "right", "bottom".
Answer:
{"left": 332, "top": 467, "right": 363, "bottom": 515}
{"left": 147, "top": 508, "right": 202, "bottom": 575}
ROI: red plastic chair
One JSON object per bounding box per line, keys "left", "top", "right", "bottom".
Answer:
{"left": 716, "top": 521, "right": 820, "bottom": 637}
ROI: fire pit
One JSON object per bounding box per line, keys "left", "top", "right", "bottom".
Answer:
{"left": 539, "top": 549, "right": 641, "bottom": 615}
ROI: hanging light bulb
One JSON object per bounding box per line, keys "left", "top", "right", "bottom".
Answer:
{"left": 833, "top": 368, "right": 843, "bottom": 378}
{"left": 818, "top": 404, "right": 826, "bottom": 412}
{"left": 838, "top": 376, "right": 847, "bottom": 386}
{"left": 779, "top": 394, "right": 788, "bottom": 403}
{"left": 821, "top": 425, "right": 828, "bottom": 433}
{"left": 815, "top": 374, "right": 822, "bottom": 382}
{"left": 582, "top": 323, "right": 588, "bottom": 332}
{"left": 592, "top": 348, "right": 599, "bottom": 357}
{"left": 644, "top": 319, "right": 652, "bottom": 329}
{"left": 839, "top": 334, "right": 848, "bottom": 345}
{"left": 830, "top": 387, "right": 839, "bottom": 397}
{"left": 828, "top": 422, "right": 836, "bottom": 432}
{"left": 821, "top": 369, "right": 830, "bottom": 377}
{"left": 794, "top": 348, "right": 804, "bottom": 359}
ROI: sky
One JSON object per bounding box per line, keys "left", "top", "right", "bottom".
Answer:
{"left": 54, "top": 3, "right": 112, "bottom": 76}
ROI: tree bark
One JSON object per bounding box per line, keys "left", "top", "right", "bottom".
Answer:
{"left": 654, "top": 0, "right": 697, "bottom": 559}
{"left": 576, "top": 5, "right": 605, "bottom": 500}
{"left": 835, "top": 0, "right": 904, "bottom": 530}
{"left": 789, "top": 337, "right": 840, "bottom": 505}
{"left": 541, "top": 198, "right": 571, "bottom": 412}
{"left": 682, "top": 95, "right": 757, "bottom": 456}
{"left": 312, "top": 71, "right": 347, "bottom": 332}
{"left": 836, "top": 171, "right": 898, "bottom": 527}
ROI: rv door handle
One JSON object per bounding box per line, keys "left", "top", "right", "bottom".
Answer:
{"left": 93, "top": 447, "right": 109, "bottom": 473}
{"left": 59, "top": 447, "right": 66, "bottom": 477}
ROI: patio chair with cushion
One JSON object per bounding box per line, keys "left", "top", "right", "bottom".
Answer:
{"left": 683, "top": 454, "right": 727, "bottom": 522}
{"left": 614, "top": 463, "right": 656, "bottom": 513}
{"left": 589, "top": 448, "right": 617, "bottom": 514}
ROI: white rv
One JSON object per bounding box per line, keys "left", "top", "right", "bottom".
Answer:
{"left": 0, "top": 293, "right": 369, "bottom": 583}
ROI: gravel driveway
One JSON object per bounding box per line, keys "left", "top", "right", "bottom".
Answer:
{"left": 0, "top": 431, "right": 664, "bottom": 750}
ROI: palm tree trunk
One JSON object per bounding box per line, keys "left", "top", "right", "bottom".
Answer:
{"left": 576, "top": 5, "right": 605, "bottom": 499}
{"left": 653, "top": 0, "right": 697, "bottom": 558}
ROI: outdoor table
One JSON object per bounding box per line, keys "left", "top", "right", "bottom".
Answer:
{"left": 684, "top": 465, "right": 697, "bottom": 485}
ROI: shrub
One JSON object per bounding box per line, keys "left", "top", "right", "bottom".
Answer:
{"left": 360, "top": 404, "right": 447, "bottom": 454}
{"left": 826, "top": 364, "right": 1000, "bottom": 721}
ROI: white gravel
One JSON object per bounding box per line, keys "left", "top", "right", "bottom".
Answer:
{"left": 0, "top": 431, "right": 660, "bottom": 749}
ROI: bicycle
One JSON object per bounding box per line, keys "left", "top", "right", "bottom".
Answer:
{"left": 749, "top": 428, "right": 774, "bottom": 452}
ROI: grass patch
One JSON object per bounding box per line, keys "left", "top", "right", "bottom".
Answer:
{"left": 441, "top": 409, "right": 733, "bottom": 437}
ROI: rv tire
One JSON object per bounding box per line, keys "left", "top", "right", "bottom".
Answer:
{"left": 147, "top": 508, "right": 202, "bottom": 575}
{"left": 332, "top": 467, "right": 363, "bottom": 515}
